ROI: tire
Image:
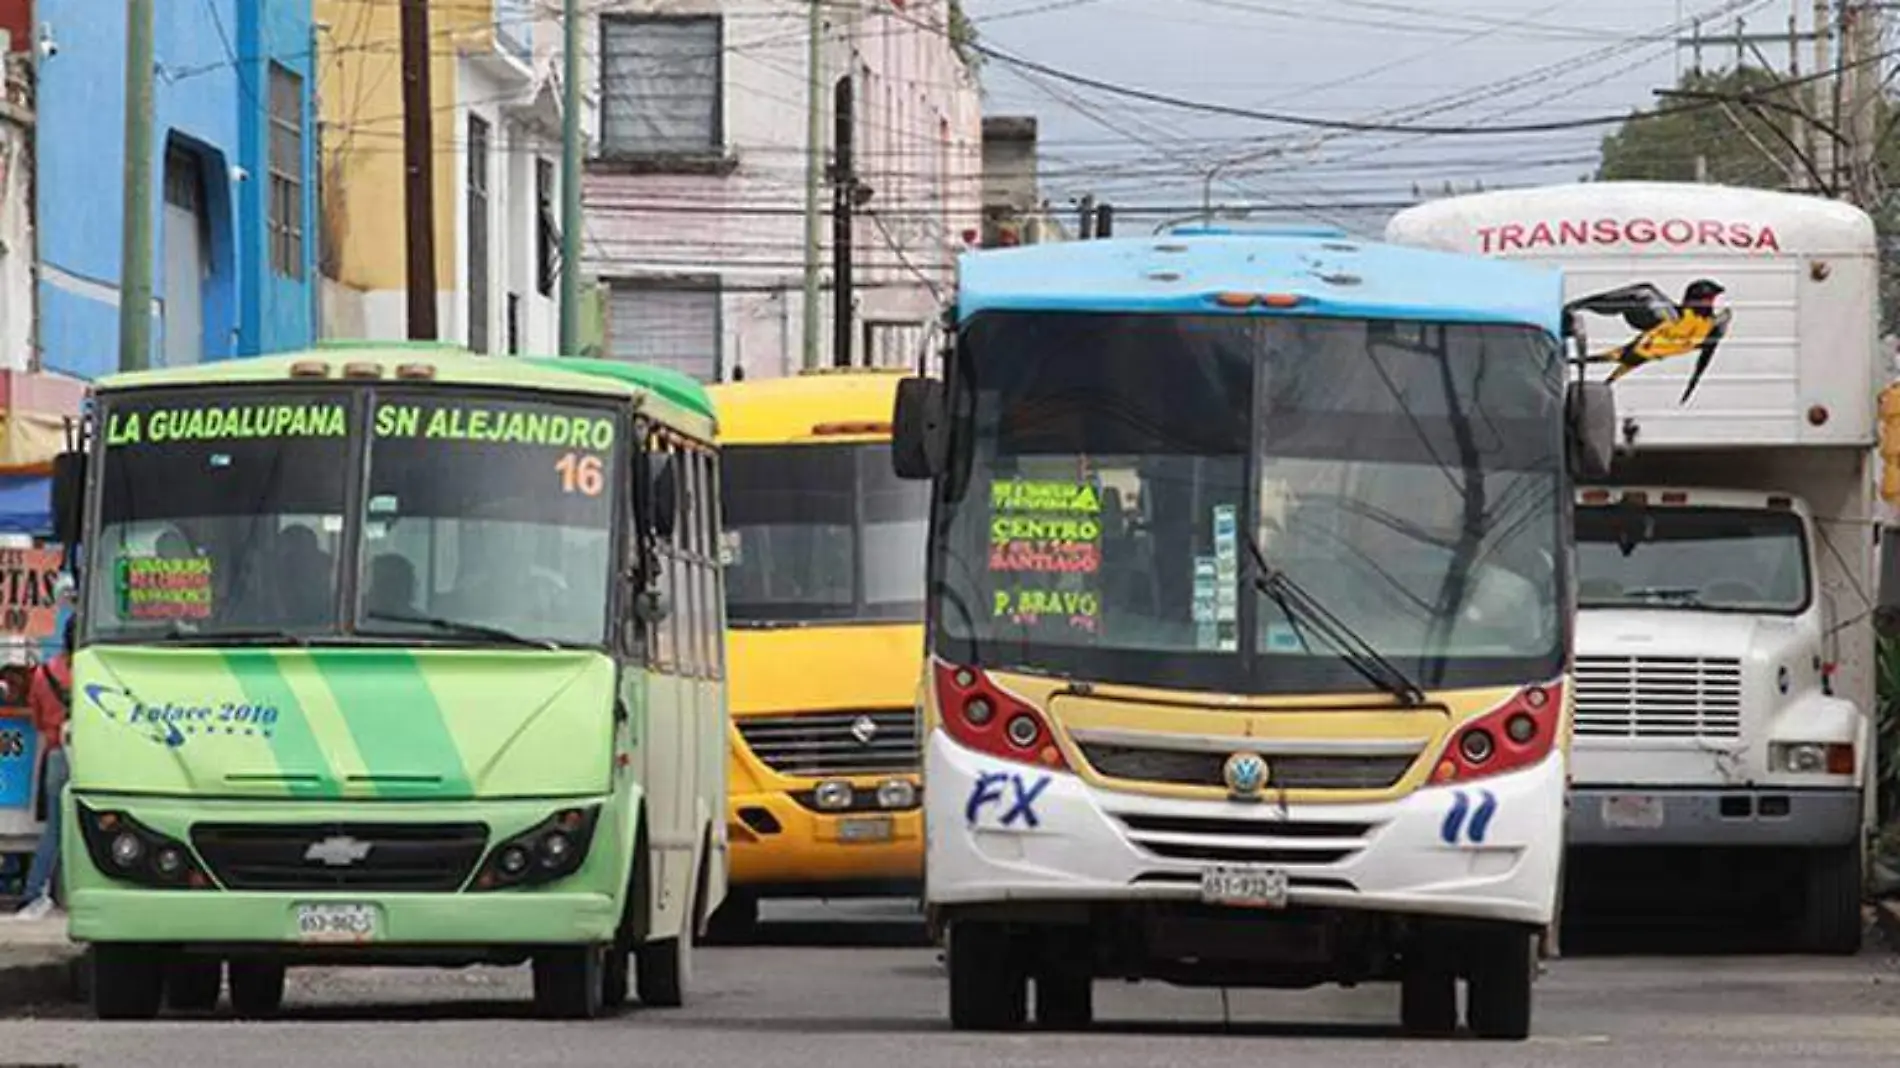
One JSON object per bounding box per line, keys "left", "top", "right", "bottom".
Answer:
{"left": 1032, "top": 925, "right": 1093, "bottom": 1031}
{"left": 164, "top": 958, "right": 223, "bottom": 1013}
{"left": 636, "top": 851, "right": 699, "bottom": 1009}
{"left": 1799, "top": 845, "right": 1863, "bottom": 955}
{"left": 705, "top": 890, "right": 759, "bottom": 945}
{"left": 1465, "top": 925, "right": 1534, "bottom": 1041}
{"left": 602, "top": 939, "right": 631, "bottom": 1011}
{"left": 227, "top": 960, "right": 287, "bottom": 1020}
{"left": 533, "top": 946, "right": 606, "bottom": 1020}
{"left": 947, "top": 920, "right": 1026, "bottom": 1031}
{"left": 1399, "top": 963, "right": 1458, "bottom": 1037}
{"left": 91, "top": 945, "right": 164, "bottom": 1021}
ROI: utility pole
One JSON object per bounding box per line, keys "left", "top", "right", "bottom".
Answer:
{"left": 1838, "top": 1, "right": 1883, "bottom": 210}
{"left": 558, "top": 0, "right": 583, "bottom": 355}
{"left": 830, "top": 74, "right": 855, "bottom": 369}
{"left": 118, "top": 0, "right": 154, "bottom": 373}
{"left": 399, "top": 0, "right": 439, "bottom": 340}
{"left": 801, "top": 1, "right": 825, "bottom": 370}
{"left": 1816, "top": 0, "right": 1836, "bottom": 193}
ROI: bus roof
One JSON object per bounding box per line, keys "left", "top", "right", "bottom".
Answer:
{"left": 706, "top": 368, "right": 904, "bottom": 446}
{"left": 955, "top": 232, "right": 1564, "bottom": 334}
{"left": 93, "top": 343, "right": 717, "bottom": 430}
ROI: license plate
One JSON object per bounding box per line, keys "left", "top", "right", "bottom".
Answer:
{"left": 295, "top": 903, "right": 379, "bottom": 943}
{"left": 837, "top": 816, "right": 893, "bottom": 843}
{"left": 1601, "top": 794, "right": 1665, "bottom": 829}
{"left": 1200, "top": 865, "right": 1289, "bottom": 908}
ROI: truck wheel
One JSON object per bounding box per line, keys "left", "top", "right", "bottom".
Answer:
{"left": 1032, "top": 926, "right": 1093, "bottom": 1031}
{"left": 1399, "top": 961, "right": 1457, "bottom": 1037}
{"left": 637, "top": 850, "right": 700, "bottom": 1009}
{"left": 533, "top": 946, "right": 606, "bottom": 1019}
{"left": 164, "top": 958, "right": 223, "bottom": 1012}
{"left": 91, "top": 945, "right": 164, "bottom": 1021}
{"left": 1799, "top": 845, "right": 1864, "bottom": 955}
{"left": 947, "top": 921, "right": 1025, "bottom": 1031}
{"left": 227, "top": 960, "right": 287, "bottom": 1020}
{"left": 705, "top": 890, "right": 759, "bottom": 945}
{"left": 1465, "top": 925, "right": 1534, "bottom": 1041}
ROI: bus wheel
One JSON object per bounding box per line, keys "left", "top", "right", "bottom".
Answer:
{"left": 947, "top": 921, "right": 1025, "bottom": 1031}
{"left": 91, "top": 945, "right": 164, "bottom": 1021}
{"left": 164, "top": 958, "right": 223, "bottom": 1013}
{"left": 1032, "top": 926, "right": 1093, "bottom": 1031}
{"left": 637, "top": 852, "right": 699, "bottom": 1009}
{"left": 1465, "top": 925, "right": 1534, "bottom": 1041}
{"left": 705, "top": 891, "right": 759, "bottom": 945}
{"left": 1399, "top": 959, "right": 1457, "bottom": 1037}
{"left": 227, "top": 960, "right": 287, "bottom": 1020}
{"left": 533, "top": 945, "right": 606, "bottom": 1020}
{"left": 1799, "top": 845, "right": 1864, "bottom": 955}
{"left": 601, "top": 935, "right": 631, "bottom": 1011}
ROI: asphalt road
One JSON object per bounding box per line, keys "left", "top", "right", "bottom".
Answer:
{"left": 4, "top": 900, "right": 1900, "bottom": 1067}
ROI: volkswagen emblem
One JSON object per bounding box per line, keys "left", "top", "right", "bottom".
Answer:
{"left": 304, "top": 835, "right": 373, "bottom": 867}
{"left": 1223, "top": 752, "right": 1269, "bottom": 796}
{"left": 850, "top": 715, "right": 880, "bottom": 746}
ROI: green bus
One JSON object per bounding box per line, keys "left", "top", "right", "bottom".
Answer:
{"left": 48, "top": 343, "right": 728, "bottom": 1021}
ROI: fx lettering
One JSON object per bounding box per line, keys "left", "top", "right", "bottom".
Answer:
{"left": 964, "top": 770, "right": 1051, "bottom": 829}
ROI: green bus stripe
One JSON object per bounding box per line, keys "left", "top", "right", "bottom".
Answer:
{"left": 309, "top": 650, "right": 473, "bottom": 797}
{"left": 219, "top": 650, "right": 338, "bottom": 799}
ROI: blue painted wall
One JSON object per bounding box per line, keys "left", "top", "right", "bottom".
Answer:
{"left": 34, "top": 0, "right": 317, "bottom": 381}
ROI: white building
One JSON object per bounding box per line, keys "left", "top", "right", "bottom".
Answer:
{"left": 582, "top": 0, "right": 983, "bottom": 381}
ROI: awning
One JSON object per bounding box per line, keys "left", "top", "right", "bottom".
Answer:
{"left": 0, "top": 369, "right": 88, "bottom": 476}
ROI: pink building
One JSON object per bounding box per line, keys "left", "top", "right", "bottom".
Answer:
{"left": 583, "top": 0, "right": 982, "bottom": 382}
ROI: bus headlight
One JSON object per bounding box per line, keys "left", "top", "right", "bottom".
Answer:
{"left": 876, "top": 779, "right": 917, "bottom": 809}
{"left": 471, "top": 805, "right": 600, "bottom": 891}
{"left": 75, "top": 803, "right": 214, "bottom": 890}
{"left": 814, "top": 780, "right": 854, "bottom": 810}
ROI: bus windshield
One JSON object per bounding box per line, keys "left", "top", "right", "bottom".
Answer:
{"left": 931, "top": 311, "right": 1567, "bottom": 694}
{"left": 1575, "top": 505, "right": 1809, "bottom": 614}
{"left": 85, "top": 387, "right": 623, "bottom": 648}
{"left": 722, "top": 442, "right": 929, "bottom": 625}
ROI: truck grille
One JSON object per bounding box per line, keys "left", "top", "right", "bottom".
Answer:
{"left": 1573, "top": 655, "right": 1744, "bottom": 739}
{"left": 1078, "top": 743, "right": 1413, "bottom": 791}
{"left": 1113, "top": 812, "right": 1374, "bottom": 867}
{"left": 191, "top": 822, "right": 489, "bottom": 892}
{"left": 735, "top": 709, "right": 920, "bottom": 778}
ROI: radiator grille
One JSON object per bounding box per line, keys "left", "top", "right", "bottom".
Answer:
{"left": 735, "top": 710, "right": 920, "bottom": 778}
{"left": 1574, "top": 655, "right": 1744, "bottom": 739}
{"left": 191, "top": 822, "right": 488, "bottom": 892}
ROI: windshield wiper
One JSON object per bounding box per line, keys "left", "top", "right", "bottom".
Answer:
{"left": 362, "top": 610, "right": 558, "bottom": 650}
{"left": 1240, "top": 528, "right": 1426, "bottom": 707}
{"left": 1621, "top": 585, "right": 1704, "bottom": 605}
{"left": 132, "top": 625, "right": 311, "bottom": 648}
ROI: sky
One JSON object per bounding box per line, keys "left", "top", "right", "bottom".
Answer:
{"left": 958, "top": 0, "right": 1830, "bottom": 235}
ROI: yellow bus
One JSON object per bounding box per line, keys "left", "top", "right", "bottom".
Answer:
{"left": 704, "top": 370, "right": 929, "bottom": 938}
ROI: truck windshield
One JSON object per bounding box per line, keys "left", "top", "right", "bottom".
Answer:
{"left": 355, "top": 392, "right": 621, "bottom": 647}
{"left": 722, "top": 442, "right": 928, "bottom": 625}
{"left": 88, "top": 389, "right": 354, "bottom": 640}
{"left": 931, "top": 311, "right": 1566, "bottom": 695}
{"left": 1575, "top": 505, "right": 1809, "bottom": 614}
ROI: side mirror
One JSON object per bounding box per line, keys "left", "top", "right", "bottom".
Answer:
{"left": 51, "top": 450, "right": 85, "bottom": 549}
{"left": 1566, "top": 380, "right": 1615, "bottom": 479}
{"left": 648, "top": 453, "right": 679, "bottom": 541}
{"left": 892, "top": 376, "right": 948, "bottom": 480}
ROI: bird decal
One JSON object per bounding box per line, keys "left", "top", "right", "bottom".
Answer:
{"left": 1564, "top": 279, "right": 1731, "bottom": 404}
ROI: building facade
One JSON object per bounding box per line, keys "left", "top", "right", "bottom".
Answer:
{"left": 583, "top": 0, "right": 982, "bottom": 382}
{"left": 317, "top": 0, "right": 583, "bottom": 356}
{"left": 33, "top": 0, "right": 318, "bottom": 381}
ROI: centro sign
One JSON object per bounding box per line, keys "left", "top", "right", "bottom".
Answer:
{"left": 1477, "top": 217, "right": 1783, "bottom": 254}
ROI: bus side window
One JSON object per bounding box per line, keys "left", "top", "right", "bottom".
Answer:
{"left": 677, "top": 440, "right": 704, "bottom": 678}
{"left": 699, "top": 448, "right": 724, "bottom": 680}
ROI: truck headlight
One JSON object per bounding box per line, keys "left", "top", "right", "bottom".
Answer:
{"left": 1770, "top": 742, "right": 1853, "bottom": 774}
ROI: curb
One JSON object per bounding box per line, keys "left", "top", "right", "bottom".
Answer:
{"left": 1876, "top": 899, "right": 1900, "bottom": 952}
{"left": 0, "top": 946, "right": 85, "bottom": 1009}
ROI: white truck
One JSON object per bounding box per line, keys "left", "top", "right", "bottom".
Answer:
{"left": 1386, "top": 182, "right": 1880, "bottom": 952}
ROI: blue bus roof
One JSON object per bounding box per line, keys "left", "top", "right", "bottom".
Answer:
{"left": 955, "top": 233, "right": 1563, "bottom": 334}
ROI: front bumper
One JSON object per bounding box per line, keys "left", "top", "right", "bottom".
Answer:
{"left": 1565, "top": 786, "right": 1862, "bottom": 847}
{"left": 728, "top": 790, "right": 923, "bottom": 891}
{"left": 924, "top": 732, "right": 1563, "bottom": 926}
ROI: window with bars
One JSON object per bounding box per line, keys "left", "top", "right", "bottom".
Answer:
{"left": 267, "top": 64, "right": 304, "bottom": 279}
{"left": 599, "top": 15, "right": 723, "bottom": 156}
{"left": 606, "top": 279, "right": 720, "bottom": 382}
{"left": 467, "top": 114, "right": 491, "bottom": 354}
{"left": 537, "top": 158, "right": 556, "bottom": 297}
